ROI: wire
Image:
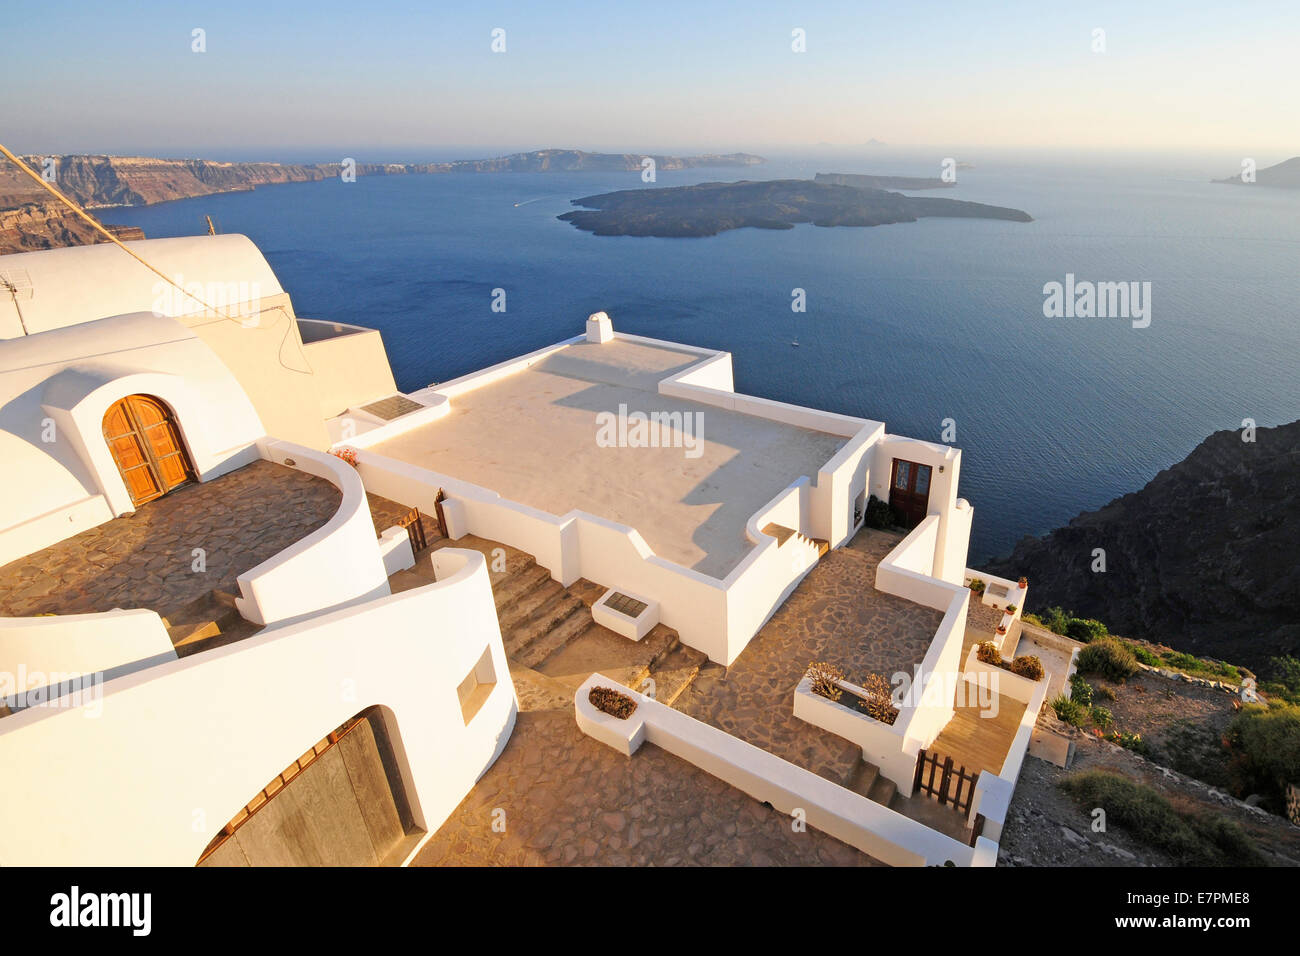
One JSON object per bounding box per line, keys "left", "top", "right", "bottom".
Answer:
{"left": 0, "top": 143, "right": 255, "bottom": 326}
{"left": 1, "top": 144, "right": 315, "bottom": 375}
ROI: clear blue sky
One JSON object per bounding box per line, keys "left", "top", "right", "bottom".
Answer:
{"left": 2, "top": 0, "right": 1296, "bottom": 160}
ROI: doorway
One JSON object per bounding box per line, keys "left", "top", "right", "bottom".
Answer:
{"left": 102, "top": 394, "right": 195, "bottom": 506}
{"left": 888, "top": 458, "right": 932, "bottom": 529}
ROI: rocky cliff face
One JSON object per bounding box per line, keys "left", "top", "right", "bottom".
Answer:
{"left": 987, "top": 420, "right": 1300, "bottom": 670}
{"left": 0, "top": 150, "right": 767, "bottom": 253}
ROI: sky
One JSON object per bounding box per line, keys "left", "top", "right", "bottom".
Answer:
{"left": 2, "top": 0, "right": 1297, "bottom": 161}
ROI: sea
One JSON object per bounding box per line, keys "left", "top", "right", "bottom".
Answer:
{"left": 104, "top": 148, "right": 1300, "bottom": 562}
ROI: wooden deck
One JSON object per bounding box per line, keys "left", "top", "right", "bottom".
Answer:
{"left": 929, "top": 691, "right": 1026, "bottom": 776}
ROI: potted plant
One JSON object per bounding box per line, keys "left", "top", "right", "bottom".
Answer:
{"left": 1005, "top": 603, "right": 1018, "bottom": 616}
{"left": 1018, "top": 576, "right": 1028, "bottom": 589}
{"left": 996, "top": 623, "right": 1008, "bottom": 635}
{"left": 968, "top": 577, "right": 986, "bottom": 596}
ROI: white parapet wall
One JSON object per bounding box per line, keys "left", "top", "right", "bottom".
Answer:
{"left": 234, "top": 439, "right": 391, "bottom": 626}
{"left": 0, "top": 609, "right": 177, "bottom": 711}
{"left": 575, "top": 674, "right": 996, "bottom": 867}
{"left": 0, "top": 548, "right": 516, "bottom": 866}
{"left": 341, "top": 322, "right": 968, "bottom": 668}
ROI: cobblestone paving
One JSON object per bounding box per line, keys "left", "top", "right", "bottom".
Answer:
{"left": 0, "top": 461, "right": 340, "bottom": 619}
{"left": 677, "top": 527, "right": 944, "bottom": 784}
{"left": 415, "top": 709, "right": 880, "bottom": 866}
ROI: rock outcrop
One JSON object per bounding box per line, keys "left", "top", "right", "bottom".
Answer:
{"left": 558, "top": 179, "right": 1032, "bottom": 237}
{"left": 987, "top": 420, "right": 1300, "bottom": 670}
{"left": 1213, "top": 156, "right": 1300, "bottom": 188}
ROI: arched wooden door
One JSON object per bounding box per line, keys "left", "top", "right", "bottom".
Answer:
{"left": 102, "top": 394, "right": 195, "bottom": 506}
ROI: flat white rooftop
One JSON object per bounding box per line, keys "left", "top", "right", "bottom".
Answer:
{"left": 370, "top": 339, "right": 848, "bottom": 577}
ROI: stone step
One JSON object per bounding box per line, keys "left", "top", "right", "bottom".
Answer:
{"left": 496, "top": 577, "right": 569, "bottom": 633}
{"left": 514, "top": 604, "right": 595, "bottom": 669}
{"left": 844, "top": 758, "right": 879, "bottom": 795}
{"left": 843, "top": 758, "right": 896, "bottom": 806}
{"left": 503, "top": 592, "right": 587, "bottom": 658}
{"left": 867, "top": 773, "right": 897, "bottom": 807}
{"left": 164, "top": 589, "right": 243, "bottom": 647}
{"left": 489, "top": 561, "right": 549, "bottom": 611}
{"left": 645, "top": 642, "right": 705, "bottom": 708}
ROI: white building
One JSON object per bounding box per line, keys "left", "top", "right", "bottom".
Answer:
{"left": 0, "top": 235, "right": 1050, "bottom": 867}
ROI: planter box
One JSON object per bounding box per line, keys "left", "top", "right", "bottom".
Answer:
{"left": 963, "top": 645, "right": 1042, "bottom": 704}
{"left": 792, "top": 675, "right": 915, "bottom": 793}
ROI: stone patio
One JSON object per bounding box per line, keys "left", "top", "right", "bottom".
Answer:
{"left": 415, "top": 708, "right": 881, "bottom": 867}
{"left": 676, "top": 526, "right": 944, "bottom": 786}
{"left": 0, "top": 460, "right": 341, "bottom": 620}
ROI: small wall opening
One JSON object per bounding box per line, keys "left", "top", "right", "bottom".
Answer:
{"left": 457, "top": 645, "right": 497, "bottom": 725}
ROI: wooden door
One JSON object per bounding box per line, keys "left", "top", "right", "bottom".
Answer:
{"left": 889, "top": 458, "right": 932, "bottom": 529}
{"left": 102, "top": 395, "right": 194, "bottom": 506}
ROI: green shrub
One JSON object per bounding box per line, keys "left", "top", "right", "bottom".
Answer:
{"left": 1066, "top": 617, "right": 1108, "bottom": 643}
{"left": 1107, "top": 729, "right": 1149, "bottom": 755}
{"left": 1069, "top": 673, "right": 1094, "bottom": 706}
{"left": 967, "top": 577, "right": 986, "bottom": 596}
{"left": 1163, "top": 650, "right": 1205, "bottom": 672}
{"left": 1090, "top": 706, "right": 1115, "bottom": 730}
{"left": 1095, "top": 684, "right": 1117, "bottom": 701}
{"left": 1051, "top": 693, "right": 1087, "bottom": 727}
{"left": 1010, "top": 655, "right": 1044, "bottom": 681}
{"left": 863, "top": 494, "right": 896, "bottom": 530}
{"left": 1130, "top": 644, "right": 1160, "bottom": 667}
{"left": 1058, "top": 770, "right": 1264, "bottom": 866}
{"left": 1224, "top": 702, "right": 1300, "bottom": 809}
{"left": 1038, "top": 606, "right": 1070, "bottom": 635}
{"left": 1078, "top": 638, "right": 1139, "bottom": 681}
{"left": 1268, "top": 655, "right": 1300, "bottom": 694}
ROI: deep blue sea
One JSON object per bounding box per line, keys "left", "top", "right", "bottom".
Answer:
{"left": 105, "top": 150, "right": 1300, "bottom": 562}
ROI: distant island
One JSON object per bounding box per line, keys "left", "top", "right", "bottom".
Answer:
{"left": 558, "top": 179, "right": 1032, "bottom": 238}
{"left": 1212, "top": 156, "right": 1300, "bottom": 188}
{"left": 0, "top": 149, "right": 765, "bottom": 253}
{"left": 814, "top": 172, "right": 953, "bottom": 191}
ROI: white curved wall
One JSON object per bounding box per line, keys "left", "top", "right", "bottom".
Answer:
{"left": 0, "top": 548, "right": 515, "bottom": 866}
{"left": 235, "top": 439, "right": 390, "bottom": 626}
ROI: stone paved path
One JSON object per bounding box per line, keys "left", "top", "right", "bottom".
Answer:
{"left": 0, "top": 461, "right": 340, "bottom": 620}
{"left": 415, "top": 708, "right": 880, "bottom": 867}
{"left": 677, "top": 527, "right": 944, "bottom": 785}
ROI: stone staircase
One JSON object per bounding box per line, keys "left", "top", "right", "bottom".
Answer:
{"left": 424, "top": 535, "right": 710, "bottom": 712}
{"left": 761, "top": 522, "right": 830, "bottom": 557}
{"left": 843, "top": 758, "right": 900, "bottom": 809}
{"left": 162, "top": 588, "right": 262, "bottom": 658}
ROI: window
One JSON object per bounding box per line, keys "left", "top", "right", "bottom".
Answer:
{"left": 894, "top": 460, "right": 911, "bottom": 490}
{"left": 457, "top": 646, "right": 497, "bottom": 725}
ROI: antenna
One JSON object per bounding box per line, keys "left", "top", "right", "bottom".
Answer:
{"left": 0, "top": 268, "right": 34, "bottom": 336}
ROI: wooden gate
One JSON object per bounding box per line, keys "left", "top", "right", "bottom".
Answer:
{"left": 102, "top": 394, "right": 195, "bottom": 506}
{"left": 913, "top": 748, "right": 979, "bottom": 815}
{"left": 398, "top": 507, "right": 428, "bottom": 554}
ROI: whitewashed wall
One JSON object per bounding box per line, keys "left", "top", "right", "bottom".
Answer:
{"left": 0, "top": 548, "right": 515, "bottom": 866}
{"left": 235, "top": 439, "right": 390, "bottom": 626}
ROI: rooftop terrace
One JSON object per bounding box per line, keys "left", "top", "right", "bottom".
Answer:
{"left": 368, "top": 338, "right": 848, "bottom": 578}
